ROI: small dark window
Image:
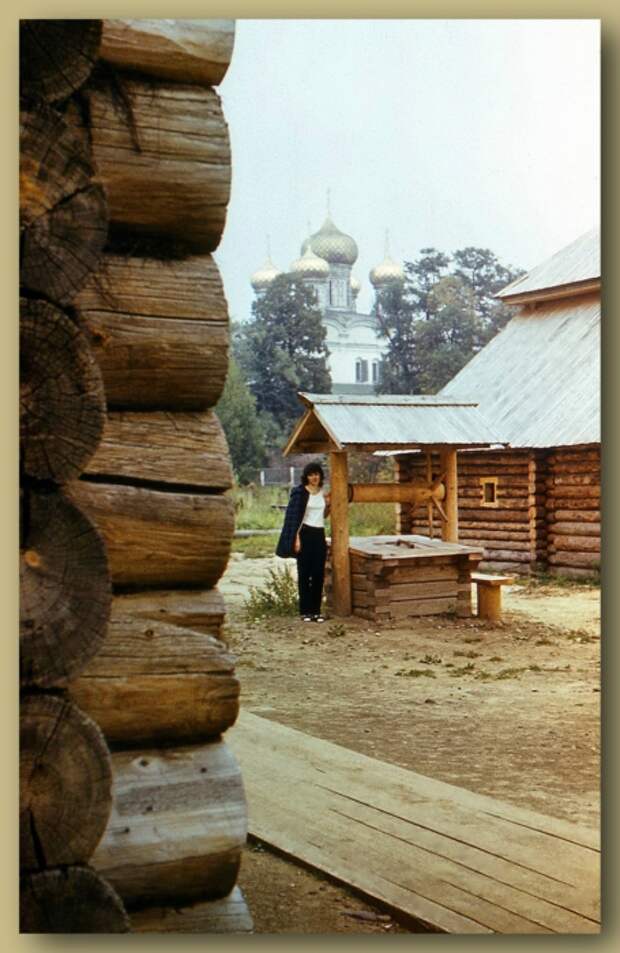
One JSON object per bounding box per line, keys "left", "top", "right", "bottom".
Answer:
{"left": 480, "top": 477, "right": 498, "bottom": 507}
{"left": 355, "top": 359, "right": 368, "bottom": 383}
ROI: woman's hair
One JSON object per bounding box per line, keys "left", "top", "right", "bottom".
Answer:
{"left": 301, "top": 461, "right": 324, "bottom": 487}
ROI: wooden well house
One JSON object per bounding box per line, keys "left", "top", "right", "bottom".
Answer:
{"left": 283, "top": 394, "right": 506, "bottom": 620}
{"left": 398, "top": 227, "right": 601, "bottom": 579}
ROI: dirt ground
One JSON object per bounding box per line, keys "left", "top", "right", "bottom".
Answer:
{"left": 220, "top": 554, "right": 601, "bottom": 934}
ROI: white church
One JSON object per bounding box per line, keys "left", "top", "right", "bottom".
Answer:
{"left": 250, "top": 215, "right": 404, "bottom": 395}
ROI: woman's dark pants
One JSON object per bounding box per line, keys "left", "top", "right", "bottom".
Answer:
{"left": 297, "top": 525, "right": 326, "bottom": 616}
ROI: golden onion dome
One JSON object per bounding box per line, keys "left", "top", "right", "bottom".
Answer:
{"left": 369, "top": 255, "right": 404, "bottom": 288}
{"left": 301, "top": 216, "right": 358, "bottom": 266}
{"left": 350, "top": 275, "right": 361, "bottom": 296}
{"left": 289, "top": 244, "right": 330, "bottom": 280}
{"left": 250, "top": 255, "right": 281, "bottom": 291}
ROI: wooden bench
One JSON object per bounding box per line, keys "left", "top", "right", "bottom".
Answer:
{"left": 471, "top": 572, "right": 515, "bottom": 621}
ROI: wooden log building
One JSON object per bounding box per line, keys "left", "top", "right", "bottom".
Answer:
{"left": 20, "top": 18, "right": 251, "bottom": 934}
{"left": 396, "top": 228, "right": 600, "bottom": 579}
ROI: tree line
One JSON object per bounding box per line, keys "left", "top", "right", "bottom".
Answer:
{"left": 216, "top": 247, "right": 523, "bottom": 482}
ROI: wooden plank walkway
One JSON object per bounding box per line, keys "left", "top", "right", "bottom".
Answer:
{"left": 228, "top": 711, "right": 600, "bottom": 934}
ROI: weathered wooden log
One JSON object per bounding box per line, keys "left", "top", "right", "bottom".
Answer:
{"left": 548, "top": 552, "right": 600, "bottom": 569}
{"left": 84, "top": 411, "right": 232, "bottom": 489}
{"left": 551, "top": 522, "right": 601, "bottom": 537}
{"left": 68, "top": 480, "right": 234, "bottom": 588}
{"left": 548, "top": 448, "right": 600, "bottom": 463}
{"left": 75, "top": 252, "right": 229, "bottom": 410}
{"left": 130, "top": 885, "right": 253, "bottom": 934}
{"left": 20, "top": 20, "right": 102, "bottom": 102}
{"left": 20, "top": 488, "right": 111, "bottom": 688}
{"left": 20, "top": 105, "right": 108, "bottom": 305}
{"left": 547, "top": 474, "right": 600, "bottom": 487}
{"left": 549, "top": 536, "right": 600, "bottom": 553}
{"left": 552, "top": 509, "right": 601, "bottom": 523}
{"left": 20, "top": 694, "right": 112, "bottom": 870}
{"left": 83, "top": 77, "right": 230, "bottom": 251}
{"left": 110, "top": 588, "right": 226, "bottom": 636}
{"left": 70, "top": 608, "right": 239, "bottom": 746}
{"left": 549, "top": 566, "right": 599, "bottom": 580}
{"left": 101, "top": 19, "right": 235, "bottom": 86}
{"left": 351, "top": 481, "right": 444, "bottom": 504}
{"left": 92, "top": 741, "right": 247, "bottom": 908}
{"left": 20, "top": 299, "right": 106, "bottom": 484}
{"left": 20, "top": 866, "right": 129, "bottom": 934}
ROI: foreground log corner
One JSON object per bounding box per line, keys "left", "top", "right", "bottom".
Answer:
{"left": 19, "top": 16, "right": 248, "bottom": 935}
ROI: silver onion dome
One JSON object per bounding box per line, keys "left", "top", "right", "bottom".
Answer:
{"left": 251, "top": 255, "right": 281, "bottom": 291}
{"left": 289, "top": 244, "right": 330, "bottom": 279}
{"left": 369, "top": 255, "right": 404, "bottom": 289}
{"left": 301, "top": 215, "right": 358, "bottom": 266}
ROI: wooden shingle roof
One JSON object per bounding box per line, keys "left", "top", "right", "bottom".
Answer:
{"left": 497, "top": 227, "right": 600, "bottom": 304}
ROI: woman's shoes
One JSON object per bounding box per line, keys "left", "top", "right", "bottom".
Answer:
{"left": 302, "top": 616, "right": 314, "bottom": 622}
{"left": 313, "top": 615, "right": 326, "bottom": 623}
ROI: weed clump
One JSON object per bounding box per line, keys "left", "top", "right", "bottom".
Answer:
{"left": 244, "top": 565, "right": 298, "bottom": 620}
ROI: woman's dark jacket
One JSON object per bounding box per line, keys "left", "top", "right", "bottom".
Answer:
{"left": 276, "top": 484, "right": 309, "bottom": 558}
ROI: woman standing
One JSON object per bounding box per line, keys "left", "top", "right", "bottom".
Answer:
{"left": 276, "top": 462, "right": 331, "bottom": 622}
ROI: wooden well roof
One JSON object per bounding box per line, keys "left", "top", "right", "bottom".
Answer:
{"left": 497, "top": 227, "right": 600, "bottom": 304}
{"left": 441, "top": 293, "right": 600, "bottom": 449}
{"left": 283, "top": 394, "right": 506, "bottom": 455}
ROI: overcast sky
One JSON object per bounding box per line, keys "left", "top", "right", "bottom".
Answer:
{"left": 214, "top": 18, "right": 599, "bottom": 322}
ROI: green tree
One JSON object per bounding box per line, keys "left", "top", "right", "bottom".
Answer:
{"left": 236, "top": 274, "right": 331, "bottom": 436}
{"left": 215, "top": 358, "right": 266, "bottom": 484}
{"left": 414, "top": 276, "right": 484, "bottom": 392}
{"left": 375, "top": 246, "right": 523, "bottom": 395}
{"left": 452, "top": 246, "right": 524, "bottom": 339}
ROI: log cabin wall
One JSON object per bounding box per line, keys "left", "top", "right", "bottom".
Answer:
{"left": 20, "top": 18, "right": 250, "bottom": 934}
{"left": 396, "top": 444, "right": 601, "bottom": 579}
{"left": 546, "top": 444, "right": 601, "bottom": 579}
{"left": 396, "top": 450, "right": 535, "bottom": 574}
{"left": 19, "top": 19, "right": 130, "bottom": 934}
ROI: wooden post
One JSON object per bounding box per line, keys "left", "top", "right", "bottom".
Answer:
{"left": 440, "top": 447, "right": 459, "bottom": 542}
{"left": 329, "top": 451, "right": 351, "bottom": 616}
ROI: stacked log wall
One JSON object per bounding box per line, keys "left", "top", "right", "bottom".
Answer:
{"left": 396, "top": 445, "right": 601, "bottom": 579}
{"left": 19, "top": 19, "right": 129, "bottom": 933}
{"left": 396, "top": 451, "right": 535, "bottom": 574}
{"left": 20, "top": 17, "right": 250, "bottom": 934}
{"left": 546, "top": 445, "right": 601, "bottom": 579}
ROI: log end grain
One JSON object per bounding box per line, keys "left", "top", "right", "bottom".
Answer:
{"left": 20, "top": 694, "right": 113, "bottom": 870}
{"left": 20, "top": 489, "right": 111, "bottom": 688}
{"left": 20, "top": 20, "right": 102, "bottom": 102}
{"left": 20, "top": 866, "right": 129, "bottom": 933}
{"left": 20, "top": 300, "right": 107, "bottom": 484}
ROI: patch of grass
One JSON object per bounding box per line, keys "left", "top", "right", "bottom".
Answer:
{"left": 449, "top": 663, "right": 476, "bottom": 677}
{"left": 520, "top": 570, "right": 600, "bottom": 591}
{"left": 535, "top": 638, "right": 555, "bottom": 646}
{"left": 349, "top": 501, "right": 396, "bottom": 536}
{"left": 232, "top": 485, "right": 289, "bottom": 530}
{"left": 464, "top": 637, "right": 483, "bottom": 644}
{"left": 243, "top": 565, "right": 298, "bottom": 620}
{"left": 564, "top": 630, "right": 598, "bottom": 644}
{"left": 419, "top": 653, "right": 442, "bottom": 665}
{"left": 394, "top": 668, "right": 436, "bottom": 678}
{"left": 327, "top": 623, "right": 346, "bottom": 638}
{"left": 232, "top": 533, "right": 279, "bottom": 558}
{"left": 488, "top": 655, "right": 504, "bottom": 662}
{"left": 495, "top": 667, "right": 527, "bottom": 680}
{"left": 453, "top": 650, "right": 481, "bottom": 659}
{"left": 529, "top": 664, "right": 542, "bottom": 673}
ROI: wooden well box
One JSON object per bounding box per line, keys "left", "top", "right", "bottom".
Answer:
{"left": 326, "top": 535, "right": 483, "bottom": 622}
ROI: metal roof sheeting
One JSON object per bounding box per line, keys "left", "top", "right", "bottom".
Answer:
{"left": 297, "top": 393, "right": 505, "bottom": 448}
{"left": 441, "top": 295, "right": 600, "bottom": 448}
{"left": 498, "top": 227, "right": 600, "bottom": 301}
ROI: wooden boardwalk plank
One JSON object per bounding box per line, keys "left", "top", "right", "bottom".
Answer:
{"left": 228, "top": 711, "right": 600, "bottom": 935}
